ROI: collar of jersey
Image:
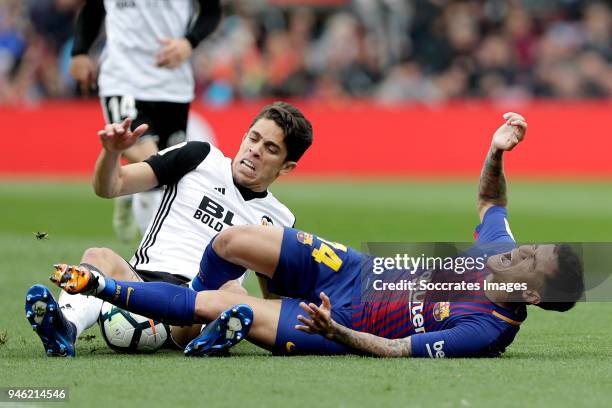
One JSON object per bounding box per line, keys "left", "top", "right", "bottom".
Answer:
{"left": 234, "top": 181, "right": 268, "bottom": 201}
{"left": 491, "top": 303, "right": 527, "bottom": 326}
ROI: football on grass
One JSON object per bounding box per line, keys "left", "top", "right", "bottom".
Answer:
{"left": 98, "top": 302, "right": 169, "bottom": 353}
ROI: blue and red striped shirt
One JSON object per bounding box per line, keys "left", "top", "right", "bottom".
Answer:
{"left": 353, "top": 206, "right": 525, "bottom": 358}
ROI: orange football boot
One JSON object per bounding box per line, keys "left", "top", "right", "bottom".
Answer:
{"left": 49, "top": 264, "right": 99, "bottom": 295}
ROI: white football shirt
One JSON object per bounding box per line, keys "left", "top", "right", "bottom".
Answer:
{"left": 130, "top": 142, "right": 295, "bottom": 279}
{"left": 99, "top": 0, "right": 195, "bottom": 102}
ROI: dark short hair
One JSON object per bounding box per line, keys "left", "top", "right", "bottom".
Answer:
{"left": 537, "top": 244, "right": 584, "bottom": 312}
{"left": 250, "top": 101, "right": 313, "bottom": 162}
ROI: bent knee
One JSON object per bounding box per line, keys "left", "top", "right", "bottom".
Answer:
{"left": 81, "top": 247, "right": 133, "bottom": 279}
{"left": 219, "top": 280, "right": 248, "bottom": 296}
{"left": 81, "top": 247, "right": 116, "bottom": 265}
{"left": 213, "top": 225, "right": 256, "bottom": 261}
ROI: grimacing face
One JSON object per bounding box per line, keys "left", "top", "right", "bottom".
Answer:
{"left": 231, "top": 118, "right": 296, "bottom": 192}
{"left": 486, "top": 244, "right": 559, "bottom": 302}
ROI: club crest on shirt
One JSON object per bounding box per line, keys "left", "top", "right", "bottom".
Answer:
{"left": 261, "top": 215, "right": 274, "bottom": 226}
{"left": 296, "top": 231, "right": 313, "bottom": 246}
{"left": 433, "top": 302, "right": 451, "bottom": 322}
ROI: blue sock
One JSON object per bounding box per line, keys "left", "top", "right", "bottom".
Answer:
{"left": 191, "top": 238, "right": 246, "bottom": 291}
{"left": 97, "top": 280, "right": 197, "bottom": 326}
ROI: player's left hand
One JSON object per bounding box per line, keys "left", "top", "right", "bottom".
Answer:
{"left": 296, "top": 292, "right": 336, "bottom": 339}
{"left": 155, "top": 38, "right": 193, "bottom": 69}
{"left": 491, "top": 112, "right": 528, "bottom": 152}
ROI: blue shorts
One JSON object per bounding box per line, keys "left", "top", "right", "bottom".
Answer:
{"left": 269, "top": 227, "right": 364, "bottom": 355}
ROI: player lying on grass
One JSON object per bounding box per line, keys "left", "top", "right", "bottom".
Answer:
{"left": 48, "top": 113, "right": 584, "bottom": 357}
{"left": 25, "top": 102, "right": 313, "bottom": 357}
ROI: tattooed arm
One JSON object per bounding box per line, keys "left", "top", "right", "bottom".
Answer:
{"left": 328, "top": 321, "right": 412, "bottom": 357}
{"left": 477, "top": 145, "right": 506, "bottom": 220}
{"left": 478, "top": 112, "right": 528, "bottom": 221}
{"left": 295, "top": 292, "right": 412, "bottom": 357}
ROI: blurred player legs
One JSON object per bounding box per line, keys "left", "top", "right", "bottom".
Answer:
{"left": 132, "top": 190, "right": 163, "bottom": 235}
{"left": 110, "top": 132, "right": 159, "bottom": 242}
{"left": 113, "top": 195, "right": 138, "bottom": 243}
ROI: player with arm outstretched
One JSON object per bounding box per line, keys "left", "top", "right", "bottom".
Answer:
{"left": 69, "top": 0, "right": 222, "bottom": 241}
{"left": 48, "top": 113, "right": 584, "bottom": 357}
{"left": 25, "top": 102, "right": 312, "bottom": 357}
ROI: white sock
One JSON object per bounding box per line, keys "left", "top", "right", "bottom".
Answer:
{"left": 58, "top": 292, "right": 104, "bottom": 338}
{"left": 132, "top": 190, "right": 163, "bottom": 235}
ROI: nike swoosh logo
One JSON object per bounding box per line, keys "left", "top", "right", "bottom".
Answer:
{"left": 286, "top": 341, "right": 295, "bottom": 353}
{"left": 126, "top": 287, "right": 134, "bottom": 307}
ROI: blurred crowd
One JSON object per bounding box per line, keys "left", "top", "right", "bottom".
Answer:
{"left": 1, "top": 0, "right": 611, "bottom": 105}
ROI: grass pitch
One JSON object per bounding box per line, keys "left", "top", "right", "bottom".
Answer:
{"left": 0, "top": 180, "right": 611, "bottom": 407}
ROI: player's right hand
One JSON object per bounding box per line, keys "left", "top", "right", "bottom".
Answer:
{"left": 98, "top": 118, "right": 148, "bottom": 153}
{"left": 296, "top": 292, "right": 336, "bottom": 339}
{"left": 155, "top": 38, "right": 193, "bottom": 69}
{"left": 69, "top": 55, "right": 97, "bottom": 95}
{"left": 491, "top": 112, "right": 528, "bottom": 152}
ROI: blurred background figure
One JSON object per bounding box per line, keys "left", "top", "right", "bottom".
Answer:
{"left": 1, "top": 0, "right": 610, "bottom": 105}
{"left": 67, "top": 0, "right": 221, "bottom": 243}
{"left": 0, "top": 0, "right": 78, "bottom": 104}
